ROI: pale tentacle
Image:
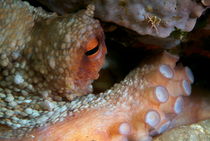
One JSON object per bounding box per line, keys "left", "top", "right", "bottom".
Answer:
{"left": 11, "top": 52, "right": 194, "bottom": 141}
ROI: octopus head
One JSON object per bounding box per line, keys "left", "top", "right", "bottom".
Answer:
{"left": 26, "top": 5, "right": 107, "bottom": 100}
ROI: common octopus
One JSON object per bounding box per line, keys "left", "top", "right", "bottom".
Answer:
{"left": 0, "top": 0, "right": 204, "bottom": 141}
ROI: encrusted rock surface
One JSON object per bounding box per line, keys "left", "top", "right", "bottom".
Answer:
{"left": 154, "top": 119, "right": 210, "bottom": 141}
{"left": 37, "top": 0, "right": 208, "bottom": 37}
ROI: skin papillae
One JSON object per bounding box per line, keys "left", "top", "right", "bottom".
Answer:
{"left": 0, "top": 0, "right": 106, "bottom": 100}
{"left": 0, "top": 49, "right": 196, "bottom": 140}
{"left": 0, "top": 0, "right": 206, "bottom": 141}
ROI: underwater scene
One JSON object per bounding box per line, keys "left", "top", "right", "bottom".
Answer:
{"left": 0, "top": 0, "right": 210, "bottom": 140}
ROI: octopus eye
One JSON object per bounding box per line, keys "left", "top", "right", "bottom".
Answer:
{"left": 85, "top": 38, "right": 100, "bottom": 58}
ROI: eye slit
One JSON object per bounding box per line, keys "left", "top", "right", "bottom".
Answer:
{"left": 85, "top": 45, "right": 99, "bottom": 56}
{"left": 85, "top": 38, "right": 100, "bottom": 58}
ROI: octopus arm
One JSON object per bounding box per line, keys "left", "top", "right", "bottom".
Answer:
{"left": 14, "top": 51, "right": 195, "bottom": 141}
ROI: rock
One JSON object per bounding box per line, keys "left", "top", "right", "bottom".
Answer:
{"left": 154, "top": 119, "right": 210, "bottom": 141}
{"left": 37, "top": 0, "right": 208, "bottom": 38}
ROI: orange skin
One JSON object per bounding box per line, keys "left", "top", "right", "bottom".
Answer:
{"left": 1, "top": 52, "right": 203, "bottom": 141}
{"left": 21, "top": 89, "right": 210, "bottom": 141}
{"left": 2, "top": 93, "right": 210, "bottom": 141}
{"left": 0, "top": 1, "right": 209, "bottom": 141}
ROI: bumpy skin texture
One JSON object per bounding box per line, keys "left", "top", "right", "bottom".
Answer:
{"left": 0, "top": 0, "right": 106, "bottom": 137}
{"left": 0, "top": 0, "right": 106, "bottom": 100}
{"left": 0, "top": 0, "right": 199, "bottom": 141}
{"left": 37, "top": 0, "right": 207, "bottom": 38}
{"left": 0, "top": 51, "right": 194, "bottom": 140}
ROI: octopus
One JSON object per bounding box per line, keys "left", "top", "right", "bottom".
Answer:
{"left": 0, "top": 0, "right": 208, "bottom": 141}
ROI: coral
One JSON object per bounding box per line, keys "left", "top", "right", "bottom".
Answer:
{"left": 37, "top": 0, "right": 207, "bottom": 38}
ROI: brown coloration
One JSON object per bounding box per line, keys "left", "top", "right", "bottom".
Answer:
{"left": 0, "top": 0, "right": 205, "bottom": 140}
{"left": 0, "top": 51, "right": 195, "bottom": 140}
{"left": 0, "top": 0, "right": 106, "bottom": 100}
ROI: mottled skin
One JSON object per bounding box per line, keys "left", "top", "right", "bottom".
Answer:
{"left": 0, "top": 0, "right": 106, "bottom": 100}
{"left": 0, "top": 0, "right": 107, "bottom": 138}
{"left": 2, "top": 51, "right": 195, "bottom": 141}
{"left": 0, "top": 0, "right": 201, "bottom": 141}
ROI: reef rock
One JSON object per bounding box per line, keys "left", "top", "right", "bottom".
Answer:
{"left": 154, "top": 119, "right": 210, "bottom": 141}
{"left": 37, "top": 0, "right": 208, "bottom": 38}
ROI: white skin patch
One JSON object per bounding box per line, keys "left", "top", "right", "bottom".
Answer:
{"left": 119, "top": 123, "right": 130, "bottom": 135}
{"left": 14, "top": 73, "right": 24, "bottom": 84}
{"left": 49, "top": 57, "right": 56, "bottom": 69}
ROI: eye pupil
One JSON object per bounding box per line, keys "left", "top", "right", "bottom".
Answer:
{"left": 85, "top": 45, "right": 99, "bottom": 56}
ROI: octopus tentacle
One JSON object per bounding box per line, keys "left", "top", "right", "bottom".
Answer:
{"left": 10, "top": 51, "right": 193, "bottom": 141}
{"left": 0, "top": 1, "right": 199, "bottom": 140}
{"left": 174, "top": 66, "right": 194, "bottom": 84}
